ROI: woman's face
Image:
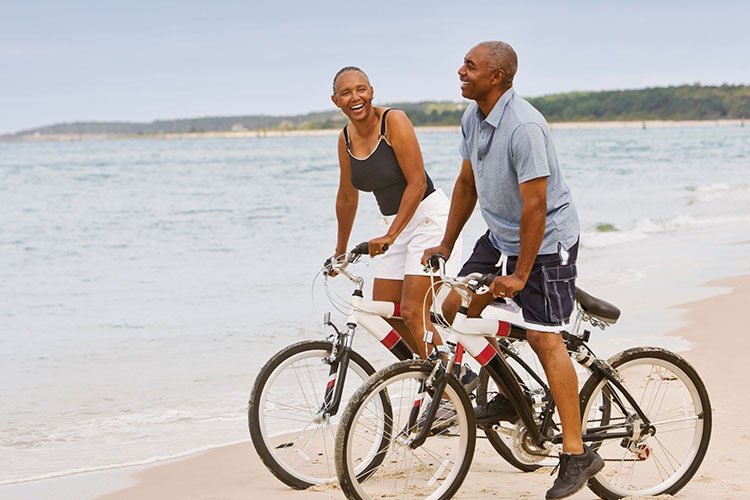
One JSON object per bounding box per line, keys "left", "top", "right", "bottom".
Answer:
{"left": 331, "top": 71, "right": 374, "bottom": 121}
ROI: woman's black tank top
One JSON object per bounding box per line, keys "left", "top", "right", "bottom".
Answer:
{"left": 343, "top": 109, "right": 435, "bottom": 216}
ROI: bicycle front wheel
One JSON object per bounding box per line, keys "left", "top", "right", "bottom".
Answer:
{"left": 248, "top": 340, "right": 379, "bottom": 489}
{"left": 336, "top": 359, "right": 476, "bottom": 500}
{"left": 579, "top": 347, "right": 711, "bottom": 499}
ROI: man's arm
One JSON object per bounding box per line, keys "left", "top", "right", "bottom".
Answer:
{"left": 490, "top": 176, "right": 546, "bottom": 297}
{"left": 421, "top": 159, "right": 477, "bottom": 264}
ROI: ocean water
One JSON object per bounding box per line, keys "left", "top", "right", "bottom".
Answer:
{"left": 1, "top": 125, "right": 749, "bottom": 487}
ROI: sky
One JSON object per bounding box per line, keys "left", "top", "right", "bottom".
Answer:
{"left": 2, "top": 0, "right": 749, "bottom": 134}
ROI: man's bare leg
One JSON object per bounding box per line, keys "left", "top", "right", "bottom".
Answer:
{"left": 526, "top": 330, "right": 583, "bottom": 454}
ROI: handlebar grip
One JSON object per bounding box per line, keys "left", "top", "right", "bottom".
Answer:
{"left": 352, "top": 242, "right": 369, "bottom": 255}
{"left": 477, "top": 273, "right": 496, "bottom": 287}
{"left": 427, "top": 253, "right": 446, "bottom": 269}
{"left": 351, "top": 242, "right": 389, "bottom": 255}
{"left": 467, "top": 272, "right": 498, "bottom": 292}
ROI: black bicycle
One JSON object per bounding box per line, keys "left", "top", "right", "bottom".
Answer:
{"left": 335, "top": 254, "right": 711, "bottom": 500}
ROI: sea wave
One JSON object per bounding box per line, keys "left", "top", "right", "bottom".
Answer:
{"left": 685, "top": 182, "right": 750, "bottom": 203}
{"left": 582, "top": 213, "right": 750, "bottom": 249}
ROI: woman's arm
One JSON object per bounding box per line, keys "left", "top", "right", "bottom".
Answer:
{"left": 335, "top": 131, "right": 359, "bottom": 256}
{"left": 369, "top": 110, "right": 426, "bottom": 254}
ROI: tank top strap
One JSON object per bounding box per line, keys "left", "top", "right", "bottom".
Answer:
{"left": 379, "top": 109, "right": 392, "bottom": 139}
{"left": 342, "top": 124, "right": 351, "bottom": 148}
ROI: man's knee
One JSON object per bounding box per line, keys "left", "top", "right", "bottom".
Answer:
{"left": 527, "top": 330, "right": 565, "bottom": 358}
{"left": 440, "top": 292, "right": 461, "bottom": 323}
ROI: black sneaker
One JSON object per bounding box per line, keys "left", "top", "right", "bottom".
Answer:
{"left": 473, "top": 393, "right": 518, "bottom": 425}
{"left": 458, "top": 364, "right": 479, "bottom": 395}
{"left": 546, "top": 445, "right": 604, "bottom": 499}
{"left": 416, "top": 399, "right": 457, "bottom": 435}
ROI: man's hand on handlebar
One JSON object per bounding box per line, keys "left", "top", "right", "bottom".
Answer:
{"left": 489, "top": 272, "right": 525, "bottom": 299}
{"left": 421, "top": 244, "right": 452, "bottom": 270}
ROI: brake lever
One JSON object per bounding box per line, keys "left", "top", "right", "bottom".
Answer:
{"left": 323, "top": 254, "right": 347, "bottom": 276}
{"left": 466, "top": 276, "right": 491, "bottom": 295}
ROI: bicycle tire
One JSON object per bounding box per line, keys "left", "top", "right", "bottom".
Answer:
{"left": 579, "top": 347, "right": 711, "bottom": 499}
{"left": 248, "top": 340, "right": 381, "bottom": 489}
{"left": 336, "top": 359, "right": 476, "bottom": 500}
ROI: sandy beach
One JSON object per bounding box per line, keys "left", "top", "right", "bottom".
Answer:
{"left": 1, "top": 271, "right": 740, "bottom": 500}
{"left": 100, "top": 273, "right": 749, "bottom": 500}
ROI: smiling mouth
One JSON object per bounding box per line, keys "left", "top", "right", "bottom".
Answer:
{"left": 350, "top": 104, "right": 364, "bottom": 111}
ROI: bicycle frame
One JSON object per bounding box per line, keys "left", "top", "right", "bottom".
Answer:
{"left": 319, "top": 250, "right": 416, "bottom": 416}
{"left": 414, "top": 263, "right": 655, "bottom": 451}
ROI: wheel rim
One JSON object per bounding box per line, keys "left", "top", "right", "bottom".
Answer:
{"left": 257, "top": 348, "right": 370, "bottom": 485}
{"left": 582, "top": 356, "right": 707, "bottom": 497}
{"left": 343, "top": 370, "right": 472, "bottom": 500}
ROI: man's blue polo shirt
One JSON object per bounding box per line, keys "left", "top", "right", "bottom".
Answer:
{"left": 459, "top": 88, "right": 579, "bottom": 256}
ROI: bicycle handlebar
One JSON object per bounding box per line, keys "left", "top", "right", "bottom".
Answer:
{"left": 468, "top": 272, "right": 497, "bottom": 292}
{"left": 424, "top": 253, "right": 500, "bottom": 296}
{"left": 323, "top": 242, "right": 390, "bottom": 278}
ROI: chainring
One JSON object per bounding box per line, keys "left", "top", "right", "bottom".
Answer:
{"left": 511, "top": 423, "right": 554, "bottom": 464}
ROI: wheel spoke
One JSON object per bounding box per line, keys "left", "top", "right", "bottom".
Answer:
{"left": 249, "top": 343, "right": 372, "bottom": 488}
{"left": 580, "top": 350, "right": 710, "bottom": 498}
{"left": 338, "top": 362, "right": 474, "bottom": 500}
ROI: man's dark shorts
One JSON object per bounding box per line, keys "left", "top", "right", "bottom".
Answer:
{"left": 459, "top": 231, "right": 579, "bottom": 332}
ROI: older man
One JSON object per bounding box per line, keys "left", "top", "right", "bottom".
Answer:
{"left": 422, "top": 41, "right": 603, "bottom": 499}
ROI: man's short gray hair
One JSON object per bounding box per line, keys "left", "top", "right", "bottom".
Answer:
{"left": 479, "top": 41, "right": 517, "bottom": 86}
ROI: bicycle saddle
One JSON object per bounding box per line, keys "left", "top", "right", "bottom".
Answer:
{"left": 575, "top": 288, "right": 621, "bottom": 324}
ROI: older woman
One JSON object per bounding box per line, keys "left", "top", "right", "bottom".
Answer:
{"left": 330, "top": 66, "right": 461, "bottom": 359}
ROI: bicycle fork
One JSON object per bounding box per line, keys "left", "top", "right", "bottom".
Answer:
{"left": 406, "top": 343, "right": 465, "bottom": 449}
{"left": 320, "top": 317, "right": 353, "bottom": 417}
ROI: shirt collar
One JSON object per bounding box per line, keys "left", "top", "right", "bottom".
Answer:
{"left": 477, "top": 87, "right": 515, "bottom": 128}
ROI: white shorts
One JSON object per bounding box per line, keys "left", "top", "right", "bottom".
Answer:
{"left": 375, "top": 189, "right": 463, "bottom": 280}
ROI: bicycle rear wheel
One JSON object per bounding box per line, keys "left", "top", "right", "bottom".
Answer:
{"left": 248, "top": 340, "right": 382, "bottom": 489}
{"left": 579, "top": 347, "right": 711, "bottom": 499}
{"left": 336, "top": 359, "right": 476, "bottom": 500}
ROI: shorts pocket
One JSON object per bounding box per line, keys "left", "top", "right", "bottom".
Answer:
{"left": 541, "top": 264, "right": 577, "bottom": 323}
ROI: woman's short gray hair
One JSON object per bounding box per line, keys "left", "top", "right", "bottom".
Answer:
{"left": 332, "top": 66, "right": 370, "bottom": 94}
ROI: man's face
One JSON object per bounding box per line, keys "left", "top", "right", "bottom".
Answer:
{"left": 458, "top": 45, "right": 499, "bottom": 100}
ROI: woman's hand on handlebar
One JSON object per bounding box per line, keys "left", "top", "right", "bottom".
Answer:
{"left": 367, "top": 235, "right": 393, "bottom": 257}
{"left": 323, "top": 252, "right": 345, "bottom": 277}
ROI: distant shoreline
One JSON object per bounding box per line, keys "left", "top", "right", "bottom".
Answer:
{"left": 7, "top": 119, "right": 746, "bottom": 142}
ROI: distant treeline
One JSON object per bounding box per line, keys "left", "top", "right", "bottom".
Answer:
{"left": 5, "top": 84, "right": 748, "bottom": 139}
{"left": 528, "top": 84, "right": 750, "bottom": 122}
